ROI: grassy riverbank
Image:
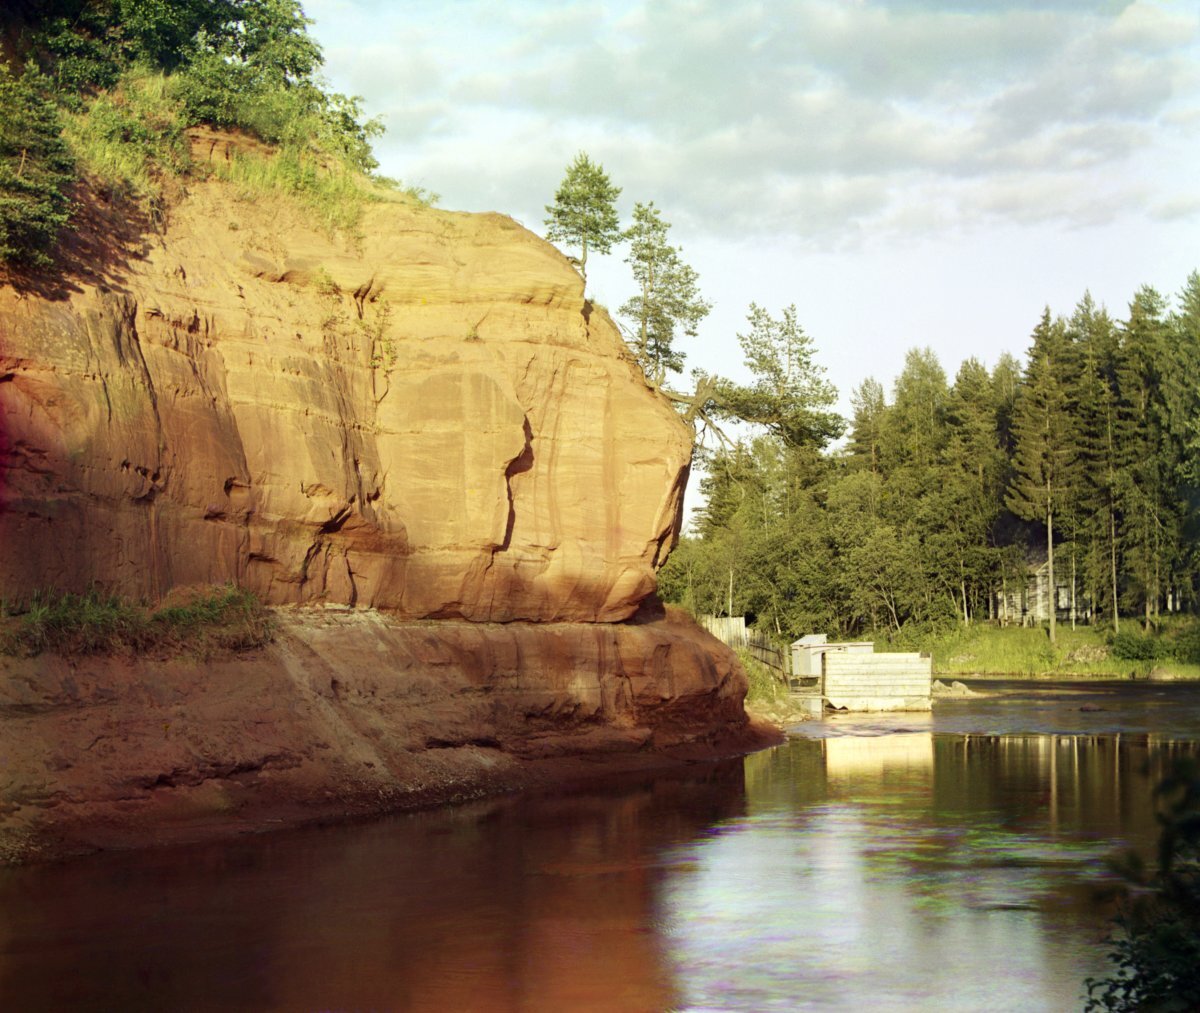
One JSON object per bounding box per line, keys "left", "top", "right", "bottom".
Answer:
{"left": 738, "top": 648, "right": 816, "bottom": 723}
{"left": 910, "top": 622, "right": 1200, "bottom": 681}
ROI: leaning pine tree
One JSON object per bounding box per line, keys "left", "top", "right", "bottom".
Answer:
{"left": 1006, "top": 309, "right": 1081, "bottom": 644}
{"left": 543, "top": 152, "right": 621, "bottom": 288}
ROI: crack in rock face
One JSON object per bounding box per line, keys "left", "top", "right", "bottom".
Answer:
{"left": 0, "top": 178, "right": 692, "bottom": 622}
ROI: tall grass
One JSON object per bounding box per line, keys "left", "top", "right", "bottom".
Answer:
{"left": 210, "top": 144, "right": 368, "bottom": 234}
{"left": 736, "top": 648, "right": 788, "bottom": 706}
{"left": 926, "top": 622, "right": 1200, "bottom": 680}
{"left": 61, "top": 68, "right": 188, "bottom": 204}
{"left": 61, "top": 66, "right": 435, "bottom": 241}
{"left": 0, "top": 584, "right": 274, "bottom": 658}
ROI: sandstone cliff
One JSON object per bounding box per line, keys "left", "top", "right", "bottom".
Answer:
{"left": 0, "top": 607, "right": 760, "bottom": 863}
{"left": 0, "top": 138, "right": 689, "bottom": 622}
{"left": 0, "top": 142, "right": 763, "bottom": 861}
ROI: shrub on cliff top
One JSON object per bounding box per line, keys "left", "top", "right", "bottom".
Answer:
{"left": 1, "top": 0, "right": 389, "bottom": 263}
{"left": 0, "top": 584, "right": 274, "bottom": 657}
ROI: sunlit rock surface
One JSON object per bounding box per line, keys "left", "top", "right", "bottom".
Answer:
{"left": 0, "top": 143, "right": 760, "bottom": 862}
{"left": 0, "top": 143, "right": 689, "bottom": 621}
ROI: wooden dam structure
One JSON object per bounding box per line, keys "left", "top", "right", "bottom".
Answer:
{"left": 791, "top": 635, "right": 932, "bottom": 713}
{"left": 699, "top": 620, "right": 933, "bottom": 714}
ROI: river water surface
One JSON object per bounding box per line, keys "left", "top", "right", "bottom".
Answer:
{"left": 3, "top": 681, "right": 1200, "bottom": 1011}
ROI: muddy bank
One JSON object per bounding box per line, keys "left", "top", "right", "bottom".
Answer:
{"left": 0, "top": 608, "right": 777, "bottom": 864}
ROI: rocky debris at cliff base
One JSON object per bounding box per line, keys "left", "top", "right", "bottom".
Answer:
{"left": 744, "top": 696, "right": 817, "bottom": 728}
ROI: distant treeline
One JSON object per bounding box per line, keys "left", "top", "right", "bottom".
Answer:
{"left": 660, "top": 274, "right": 1200, "bottom": 642}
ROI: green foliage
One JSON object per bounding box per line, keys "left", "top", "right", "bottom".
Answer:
{"left": 543, "top": 151, "right": 621, "bottom": 285}
{"left": 172, "top": 45, "right": 381, "bottom": 173}
{"left": 1086, "top": 758, "right": 1200, "bottom": 1011}
{"left": 662, "top": 275, "right": 1200, "bottom": 643}
{"left": 1171, "top": 622, "right": 1200, "bottom": 665}
{"left": 711, "top": 303, "right": 844, "bottom": 449}
{"left": 0, "top": 60, "right": 75, "bottom": 264}
{"left": 735, "top": 648, "right": 788, "bottom": 707}
{"left": 619, "top": 200, "right": 710, "bottom": 384}
{"left": 0, "top": 584, "right": 274, "bottom": 657}
{"left": 1005, "top": 310, "right": 1082, "bottom": 643}
{"left": 210, "top": 143, "right": 369, "bottom": 234}
{"left": 1110, "top": 631, "right": 1169, "bottom": 662}
{"left": 2, "top": 0, "right": 391, "bottom": 262}
{"left": 61, "top": 68, "right": 187, "bottom": 203}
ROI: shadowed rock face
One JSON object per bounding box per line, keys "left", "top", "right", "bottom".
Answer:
{"left": 0, "top": 156, "right": 757, "bottom": 864}
{"left": 0, "top": 157, "right": 690, "bottom": 622}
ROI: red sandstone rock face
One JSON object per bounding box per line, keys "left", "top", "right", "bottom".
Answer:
{"left": 0, "top": 609, "right": 760, "bottom": 864}
{"left": 0, "top": 166, "right": 690, "bottom": 621}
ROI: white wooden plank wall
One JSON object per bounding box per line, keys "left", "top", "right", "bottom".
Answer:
{"left": 823, "top": 652, "right": 932, "bottom": 711}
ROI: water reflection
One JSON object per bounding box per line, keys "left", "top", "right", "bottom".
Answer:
{"left": 665, "top": 730, "right": 1196, "bottom": 1011}
{"left": 2, "top": 686, "right": 1198, "bottom": 1011}
{"left": 0, "top": 766, "right": 748, "bottom": 1011}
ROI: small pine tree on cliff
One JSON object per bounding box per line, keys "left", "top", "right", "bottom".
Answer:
{"left": 544, "top": 152, "right": 621, "bottom": 288}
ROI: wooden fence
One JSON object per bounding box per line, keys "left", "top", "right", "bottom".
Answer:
{"left": 697, "top": 615, "right": 747, "bottom": 646}
{"left": 698, "top": 616, "right": 790, "bottom": 683}
{"left": 744, "top": 630, "right": 790, "bottom": 682}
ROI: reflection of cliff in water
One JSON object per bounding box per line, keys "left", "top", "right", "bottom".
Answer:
{"left": 0, "top": 762, "right": 747, "bottom": 1011}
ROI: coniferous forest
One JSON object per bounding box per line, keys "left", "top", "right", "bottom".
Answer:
{"left": 659, "top": 276, "right": 1200, "bottom": 645}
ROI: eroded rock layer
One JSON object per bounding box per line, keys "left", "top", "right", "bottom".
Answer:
{"left": 0, "top": 155, "right": 690, "bottom": 622}
{"left": 0, "top": 608, "right": 759, "bottom": 863}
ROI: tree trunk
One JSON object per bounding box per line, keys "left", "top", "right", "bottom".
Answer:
{"left": 1110, "top": 507, "right": 1120, "bottom": 634}
{"left": 1047, "top": 502, "right": 1056, "bottom": 645}
{"left": 1070, "top": 551, "right": 1077, "bottom": 630}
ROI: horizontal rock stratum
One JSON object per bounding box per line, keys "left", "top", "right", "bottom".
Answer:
{"left": 0, "top": 142, "right": 762, "bottom": 862}
{"left": 0, "top": 142, "right": 690, "bottom": 622}
{"left": 0, "top": 608, "right": 766, "bottom": 864}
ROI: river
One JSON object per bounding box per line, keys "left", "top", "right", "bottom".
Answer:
{"left": 3, "top": 680, "right": 1199, "bottom": 1011}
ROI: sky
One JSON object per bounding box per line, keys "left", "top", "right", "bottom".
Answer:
{"left": 303, "top": 0, "right": 1200, "bottom": 417}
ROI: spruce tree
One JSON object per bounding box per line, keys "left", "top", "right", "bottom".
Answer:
{"left": 942, "top": 358, "right": 1007, "bottom": 623}
{"left": 1006, "top": 309, "right": 1081, "bottom": 643}
{"left": 0, "top": 60, "right": 74, "bottom": 265}
{"left": 1069, "top": 293, "right": 1125, "bottom": 630}
{"left": 1118, "top": 287, "right": 1176, "bottom": 628}
{"left": 848, "top": 378, "right": 887, "bottom": 474}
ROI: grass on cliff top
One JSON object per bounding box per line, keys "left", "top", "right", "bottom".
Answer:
{"left": 61, "top": 68, "right": 438, "bottom": 244}
{"left": 0, "top": 584, "right": 274, "bottom": 658}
